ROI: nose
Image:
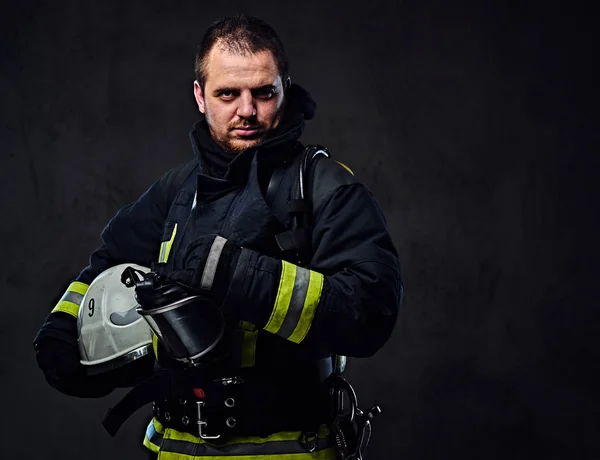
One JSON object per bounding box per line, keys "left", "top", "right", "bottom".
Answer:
{"left": 236, "top": 92, "right": 256, "bottom": 118}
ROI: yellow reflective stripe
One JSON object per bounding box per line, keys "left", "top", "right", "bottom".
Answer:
{"left": 241, "top": 320, "right": 255, "bottom": 330}
{"left": 68, "top": 281, "right": 89, "bottom": 295}
{"left": 336, "top": 161, "right": 354, "bottom": 175}
{"left": 264, "top": 261, "right": 296, "bottom": 334}
{"left": 164, "top": 425, "right": 202, "bottom": 444}
{"left": 142, "top": 438, "right": 160, "bottom": 454}
{"left": 288, "top": 271, "right": 324, "bottom": 344}
{"left": 231, "top": 321, "right": 257, "bottom": 368}
{"left": 264, "top": 263, "right": 324, "bottom": 344}
{"left": 152, "top": 333, "right": 159, "bottom": 359}
{"left": 51, "top": 301, "right": 80, "bottom": 318}
{"left": 142, "top": 438, "right": 159, "bottom": 453}
{"left": 151, "top": 417, "right": 165, "bottom": 434}
{"left": 276, "top": 267, "right": 310, "bottom": 339}
{"left": 241, "top": 321, "right": 258, "bottom": 368}
{"left": 143, "top": 419, "right": 161, "bottom": 453}
{"left": 158, "top": 223, "right": 178, "bottom": 263}
{"left": 142, "top": 436, "right": 160, "bottom": 454}
{"left": 158, "top": 448, "right": 336, "bottom": 460}
{"left": 51, "top": 281, "right": 89, "bottom": 318}
{"left": 151, "top": 422, "right": 333, "bottom": 458}
{"left": 146, "top": 419, "right": 335, "bottom": 459}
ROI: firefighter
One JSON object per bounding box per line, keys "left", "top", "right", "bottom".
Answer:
{"left": 33, "top": 14, "right": 403, "bottom": 459}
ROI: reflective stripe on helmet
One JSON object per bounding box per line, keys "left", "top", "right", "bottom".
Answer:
{"left": 51, "top": 281, "right": 89, "bottom": 318}
{"left": 264, "top": 262, "right": 324, "bottom": 344}
{"left": 144, "top": 418, "right": 335, "bottom": 459}
{"left": 159, "top": 223, "right": 178, "bottom": 263}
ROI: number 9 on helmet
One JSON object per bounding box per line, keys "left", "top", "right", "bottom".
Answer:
{"left": 77, "top": 264, "right": 154, "bottom": 375}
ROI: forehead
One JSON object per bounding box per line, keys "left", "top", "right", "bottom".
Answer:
{"left": 204, "top": 45, "right": 280, "bottom": 89}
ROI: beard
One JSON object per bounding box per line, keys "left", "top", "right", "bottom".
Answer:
{"left": 204, "top": 103, "right": 285, "bottom": 154}
{"left": 210, "top": 126, "right": 267, "bottom": 154}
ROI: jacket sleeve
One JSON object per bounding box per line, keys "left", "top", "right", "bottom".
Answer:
{"left": 223, "top": 167, "right": 403, "bottom": 359}
{"left": 50, "top": 166, "right": 180, "bottom": 319}
{"left": 35, "top": 166, "right": 183, "bottom": 397}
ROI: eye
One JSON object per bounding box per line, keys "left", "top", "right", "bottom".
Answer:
{"left": 254, "top": 87, "right": 277, "bottom": 100}
{"left": 217, "top": 89, "right": 237, "bottom": 100}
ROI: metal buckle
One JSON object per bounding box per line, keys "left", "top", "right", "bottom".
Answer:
{"left": 215, "top": 376, "right": 244, "bottom": 386}
{"left": 330, "top": 374, "right": 381, "bottom": 460}
{"left": 196, "top": 401, "right": 220, "bottom": 439}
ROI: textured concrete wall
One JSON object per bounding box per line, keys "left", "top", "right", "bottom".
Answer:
{"left": 1, "top": 0, "right": 597, "bottom": 458}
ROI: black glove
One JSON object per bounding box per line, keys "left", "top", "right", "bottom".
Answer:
{"left": 33, "top": 312, "right": 116, "bottom": 398}
{"left": 166, "top": 234, "right": 242, "bottom": 307}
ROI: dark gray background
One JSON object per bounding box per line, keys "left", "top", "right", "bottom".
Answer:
{"left": 1, "top": 0, "right": 597, "bottom": 459}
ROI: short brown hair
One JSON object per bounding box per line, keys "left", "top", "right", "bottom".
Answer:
{"left": 194, "top": 15, "right": 289, "bottom": 90}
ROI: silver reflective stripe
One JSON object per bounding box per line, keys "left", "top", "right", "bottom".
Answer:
{"left": 61, "top": 290, "right": 84, "bottom": 306}
{"left": 160, "top": 434, "right": 331, "bottom": 456}
{"left": 191, "top": 190, "right": 197, "bottom": 210}
{"left": 277, "top": 266, "right": 310, "bottom": 339}
{"left": 159, "top": 242, "right": 167, "bottom": 263}
{"left": 200, "top": 236, "right": 228, "bottom": 290}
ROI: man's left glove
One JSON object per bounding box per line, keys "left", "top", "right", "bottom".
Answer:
{"left": 166, "top": 234, "right": 242, "bottom": 320}
{"left": 33, "top": 312, "right": 116, "bottom": 398}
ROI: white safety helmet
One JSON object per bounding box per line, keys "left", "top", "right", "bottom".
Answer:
{"left": 77, "top": 263, "right": 153, "bottom": 375}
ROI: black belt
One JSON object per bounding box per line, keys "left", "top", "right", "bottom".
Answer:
{"left": 153, "top": 375, "right": 329, "bottom": 440}
{"left": 102, "top": 366, "right": 332, "bottom": 439}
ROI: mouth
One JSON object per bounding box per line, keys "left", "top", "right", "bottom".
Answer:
{"left": 233, "top": 127, "right": 261, "bottom": 138}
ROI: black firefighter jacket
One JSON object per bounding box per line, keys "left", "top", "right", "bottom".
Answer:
{"left": 74, "top": 84, "right": 403, "bottom": 388}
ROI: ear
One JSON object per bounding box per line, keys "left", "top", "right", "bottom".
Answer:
{"left": 193, "top": 81, "right": 206, "bottom": 114}
{"left": 284, "top": 76, "right": 292, "bottom": 90}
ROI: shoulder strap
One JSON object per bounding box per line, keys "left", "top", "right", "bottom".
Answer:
{"left": 269, "top": 144, "right": 331, "bottom": 265}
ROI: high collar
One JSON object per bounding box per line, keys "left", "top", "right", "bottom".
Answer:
{"left": 189, "top": 83, "right": 316, "bottom": 184}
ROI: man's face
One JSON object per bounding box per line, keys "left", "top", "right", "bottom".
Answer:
{"left": 194, "top": 44, "right": 286, "bottom": 154}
